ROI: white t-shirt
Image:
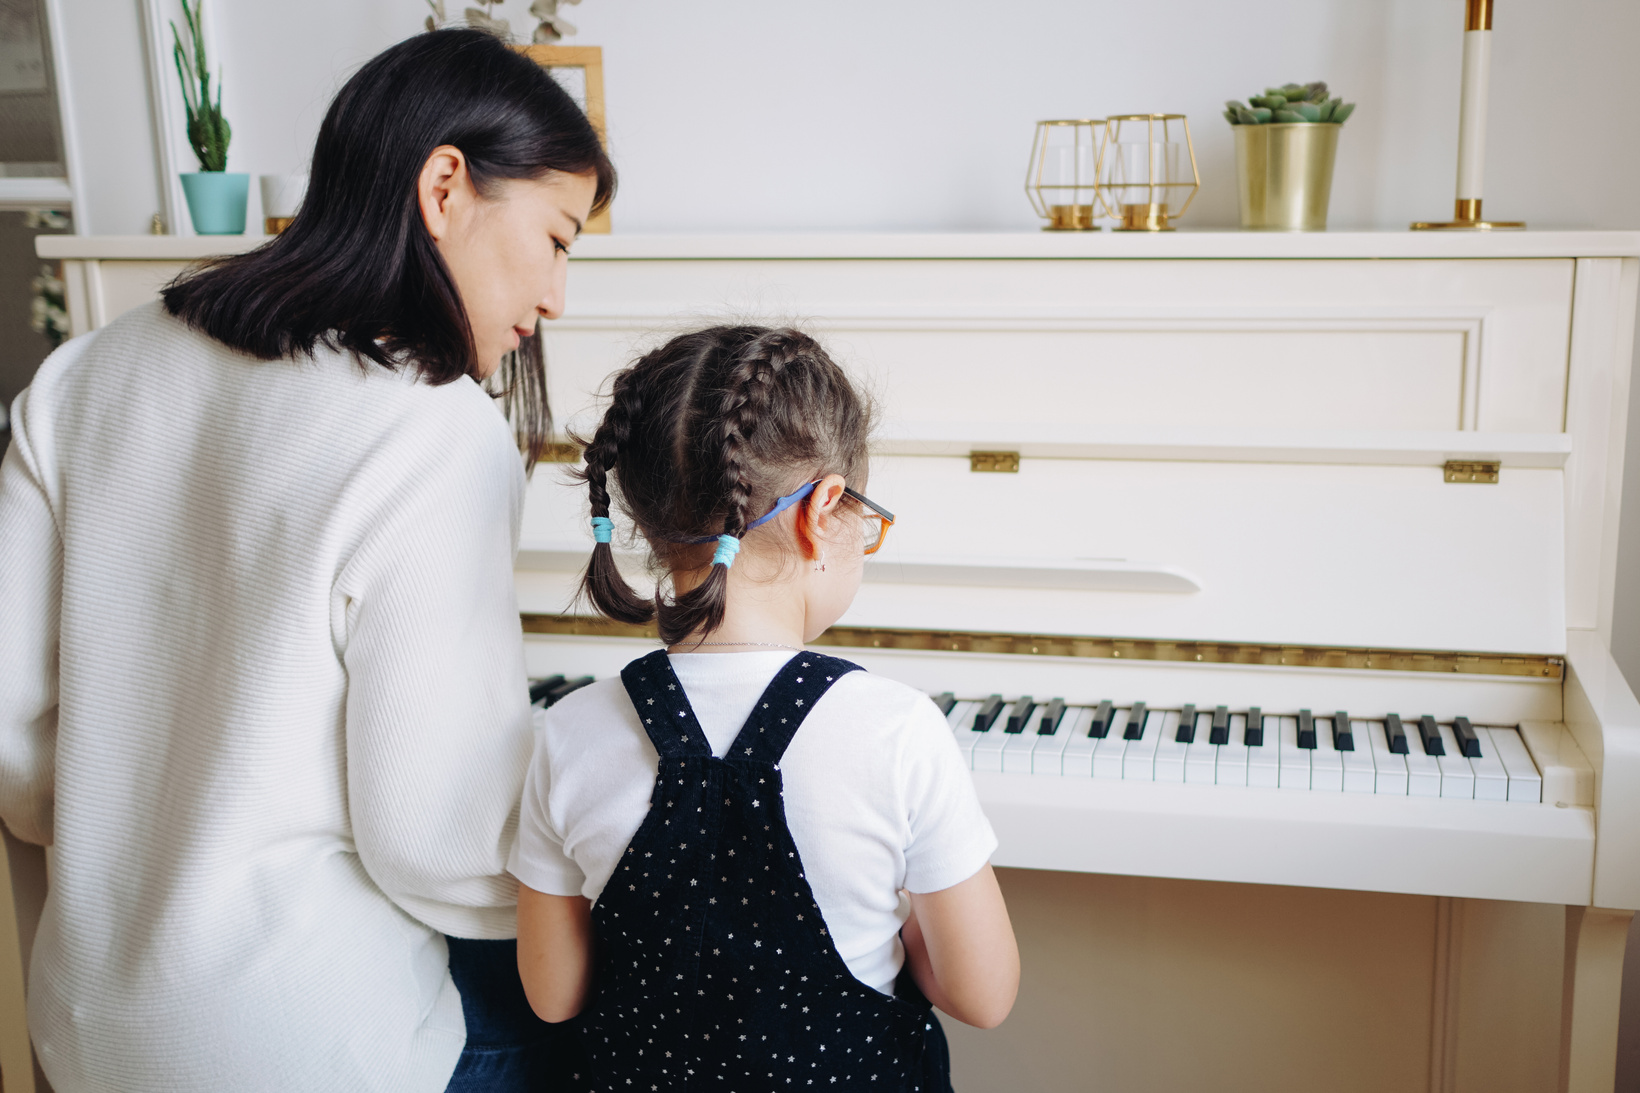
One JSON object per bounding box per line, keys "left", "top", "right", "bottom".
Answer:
{"left": 509, "top": 651, "right": 997, "bottom": 995}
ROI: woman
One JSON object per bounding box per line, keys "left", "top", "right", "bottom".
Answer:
{"left": 0, "top": 29, "right": 613, "bottom": 1093}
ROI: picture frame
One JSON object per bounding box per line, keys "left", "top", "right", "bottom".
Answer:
{"left": 520, "top": 44, "right": 609, "bottom": 234}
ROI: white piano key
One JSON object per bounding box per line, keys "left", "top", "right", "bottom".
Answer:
{"left": 1090, "top": 708, "right": 1130, "bottom": 780}
{"left": 1152, "top": 711, "right": 1188, "bottom": 783}
{"left": 948, "top": 701, "right": 983, "bottom": 766}
{"left": 1184, "top": 712, "right": 1219, "bottom": 785}
{"left": 1365, "top": 720, "right": 1408, "bottom": 795}
{"left": 1404, "top": 722, "right": 1442, "bottom": 798}
{"left": 1246, "top": 715, "right": 1279, "bottom": 789}
{"left": 1122, "top": 709, "right": 1164, "bottom": 782}
{"left": 971, "top": 720, "right": 1009, "bottom": 772}
{"left": 1000, "top": 716, "right": 1039, "bottom": 774}
{"left": 1277, "top": 716, "right": 1310, "bottom": 790}
{"left": 1063, "top": 707, "right": 1104, "bottom": 778}
{"left": 1434, "top": 721, "right": 1475, "bottom": 799}
{"left": 1216, "top": 714, "right": 1250, "bottom": 787}
{"left": 1310, "top": 716, "right": 1343, "bottom": 792}
{"left": 1032, "top": 706, "right": 1084, "bottom": 775}
{"left": 1467, "top": 726, "right": 1509, "bottom": 801}
{"left": 1341, "top": 719, "right": 1377, "bottom": 793}
{"left": 1484, "top": 726, "right": 1543, "bottom": 803}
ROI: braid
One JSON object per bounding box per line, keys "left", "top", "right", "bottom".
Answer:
{"left": 572, "top": 368, "right": 654, "bottom": 625}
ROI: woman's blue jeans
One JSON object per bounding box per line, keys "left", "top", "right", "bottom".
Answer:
{"left": 443, "top": 936, "right": 582, "bottom": 1091}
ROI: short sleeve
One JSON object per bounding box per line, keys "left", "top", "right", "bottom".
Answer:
{"left": 899, "top": 698, "right": 997, "bottom": 894}
{"left": 507, "top": 721, "right": 588, "bottom": 897}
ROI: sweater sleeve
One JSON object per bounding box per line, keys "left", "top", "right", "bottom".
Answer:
{"left": 335, "top": 397, "right": 532, "bottom": 939}
{"left": 0, "top": 388, "right": 60, "bottom": 846}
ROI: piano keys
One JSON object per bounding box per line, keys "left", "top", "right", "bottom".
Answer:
{"left": 942, "top": 698, "right": 1545, "bottom": 802}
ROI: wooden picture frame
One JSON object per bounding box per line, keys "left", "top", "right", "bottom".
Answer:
{"left": 520, "top": 44, "right": 610, "bottom": 234}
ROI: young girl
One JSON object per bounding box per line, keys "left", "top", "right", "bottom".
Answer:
{"left": 510, "top": 326, "right": 1019, "bottom": 1090}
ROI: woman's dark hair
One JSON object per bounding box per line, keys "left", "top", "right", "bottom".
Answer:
{"left": 576, "top": 326, "right": 872, "bottom": 646}
{"left": 161, "top": 28, "right": 616, "bottom": 467}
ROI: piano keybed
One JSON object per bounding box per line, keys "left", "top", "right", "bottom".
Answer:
{"left": 936, "top": 695, "right": 1544, "bottom": 804}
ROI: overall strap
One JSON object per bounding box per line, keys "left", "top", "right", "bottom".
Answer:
{"left": 727, "top": 652, "right": 863, "bottom": 764}
{"left": 620, "top": 650, "right": 711, "bottom": 759}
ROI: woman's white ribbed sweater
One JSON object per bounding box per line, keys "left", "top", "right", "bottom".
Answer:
{"left": 0, "top": 303, "right": 535, "bottom": 1093}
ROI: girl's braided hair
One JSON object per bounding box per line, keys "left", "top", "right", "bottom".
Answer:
{"left": 573, "top": 325, "right": 871, "bottom": 645}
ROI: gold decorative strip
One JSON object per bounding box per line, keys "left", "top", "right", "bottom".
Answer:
{"left": 518, "top": 614, "right": 1564, "bottom": 680}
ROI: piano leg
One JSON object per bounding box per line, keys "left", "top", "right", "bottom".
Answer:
{"left": 1559, "top": 905, "right": 1635, "bottom": 1093}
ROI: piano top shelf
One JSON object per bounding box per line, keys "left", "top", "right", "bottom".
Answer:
{"left": 37, "top": 229, "right": 1640, "bottom": 263}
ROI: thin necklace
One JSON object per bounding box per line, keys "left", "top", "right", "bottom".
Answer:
{"left": 674, "top": 640, "right": 803, "bottom": 652}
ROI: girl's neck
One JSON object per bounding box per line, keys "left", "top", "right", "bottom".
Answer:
{"left": 667, "top": 564, "right": 810, "bottom": 654}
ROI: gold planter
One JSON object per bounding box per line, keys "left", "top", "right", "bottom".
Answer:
{"left": 1233, "top": 123, "right": 1339, "bottom": 231}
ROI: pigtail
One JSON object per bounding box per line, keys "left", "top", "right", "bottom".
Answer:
{"left": 656, "top": 333, "right": 791, "bottom": 646}
{"left": 573, "top": 371, "right": 655, "bottom": 625}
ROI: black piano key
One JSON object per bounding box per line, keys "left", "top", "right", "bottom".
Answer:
{"left": 543, "top": 675, "right": 595, "bottom": 707}
{"left": 972, "top": 694, "right": 1004, "bottom": 732}
{"left": 1088, "top": 701, "right": 1115, "bottom": 738}
{"left": 1453, "top": 716, "right": 1482, "bottom": 758}
{"left": 1332, "top": 711, "right": 1354, "bottom": 751}
{"left": 1297, "top": 709, "right": 1317, "bottom": 749}
{"left": 1123, "top": 702, "right": 1149, "bottom": 740}
{"left": 1209, "top": 706, "right": 1230, "bottom": 745}
{"left": 1245, "top": 707, "right": 1265, "bottom": 747}
{"left": 1005, "top": 696, "right": 1037, "bottom": 734}
{"left": 930, "top": 692, "right": 957, "bottom": 716}
{"left": 1176, "top": 705, "right": 1198, "bottom": 743}
{"left": 1384, "top": 714, "right": 1409, "bottom": 755}
{"left": 529, "top": 674, "right": 566, "bottom": 706}
{"left": 1037, "top": 698, "right": 1067, "bottom": 735}
{"left": 1417, "top": 714, "right": 1445, "bottom": 756}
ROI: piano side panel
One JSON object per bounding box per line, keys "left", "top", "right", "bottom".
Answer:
{"left": 1565, "top": 630, "right": 1640, "bottom": 910}
{"left": 938, "top": 870, "right": 1562, "bottom": 1093}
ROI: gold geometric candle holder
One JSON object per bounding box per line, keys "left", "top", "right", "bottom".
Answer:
{"left": 1097, "top": 114, "right": 1200, "bottom": 231}
{"left": 1025, "top": 119, "right": 1104, "bottom": 231}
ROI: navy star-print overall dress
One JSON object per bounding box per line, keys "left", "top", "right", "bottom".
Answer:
{"left": 573, "top": 650, "right": 951, "bottom": 1092}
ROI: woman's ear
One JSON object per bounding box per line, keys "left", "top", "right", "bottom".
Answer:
{"left": 418, "top": 144, "right": 472, "bottom": 243}
{"left": 796, "top": 474, "right": 848, "bottom": 561}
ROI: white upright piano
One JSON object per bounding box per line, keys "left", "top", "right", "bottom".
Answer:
{"left": 32, "top": 229, "right": 1640, "bottom": 1093}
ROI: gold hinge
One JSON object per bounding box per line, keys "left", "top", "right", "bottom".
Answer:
{"left": 970, "top": 450, "right": 1020, "bottom": 473}
{"left": 1444, "top": 460, "right": 1500, "bottom": 484}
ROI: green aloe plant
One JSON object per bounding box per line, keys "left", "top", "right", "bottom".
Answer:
{"left": 1224, "top": 81, "right": 1355, "bottom": 126}
{"left": 171, "top": 0, "right": 231, "bottom": 171}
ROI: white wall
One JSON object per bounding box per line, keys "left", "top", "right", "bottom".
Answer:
{"left": 61, "top": 0, "right": 1640, "bottom": 234}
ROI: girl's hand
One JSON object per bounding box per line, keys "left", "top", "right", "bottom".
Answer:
{"left": 516, "top": 882, "right": 594, "bottom": 1023}
{"left": 901, "top": 864, "right": 1019, "bottom": 1029}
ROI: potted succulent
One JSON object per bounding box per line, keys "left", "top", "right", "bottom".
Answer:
{"left": 1224, "top": 82, "right": 1356, "bottom": 230}
{"left": 172, "top": 0, "right": 246, "bottom": 234}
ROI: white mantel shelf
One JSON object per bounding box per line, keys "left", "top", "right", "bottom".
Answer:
{"left": 37, "top": 229, "right": 1640, "bottom": 262}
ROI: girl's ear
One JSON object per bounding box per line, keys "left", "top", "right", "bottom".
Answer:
{"left": 796, "top": 474, "right": 848, "bottom": 560}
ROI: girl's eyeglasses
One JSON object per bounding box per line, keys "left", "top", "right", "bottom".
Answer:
{"left": 682, "top": 481, "right": 895, "bottom": 555}
{"left": 843, "top": 487, "right": 895, "bottom": 555}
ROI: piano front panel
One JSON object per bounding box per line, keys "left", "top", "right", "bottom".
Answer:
{"left": 549, "top": 256, "right": 1576, "bottom": 433}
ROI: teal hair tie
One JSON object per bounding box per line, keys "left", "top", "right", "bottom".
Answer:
{"left": 591, "top": 516, "right": 614, "bottom": 544}
{"left": 711, "top": 534, "right": 741, "bottom": 568}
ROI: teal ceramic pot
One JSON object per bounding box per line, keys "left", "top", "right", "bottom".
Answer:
{"left": 180, "top": 172, "right": 250, "bottom": 234}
